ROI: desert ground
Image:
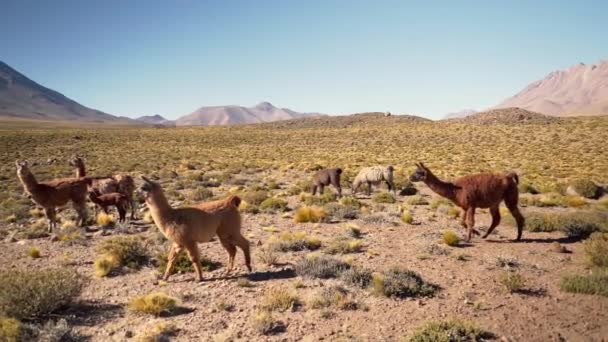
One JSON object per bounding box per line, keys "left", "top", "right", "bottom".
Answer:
{"left": 1, "top": 113, "right": 607, "bottom": 341}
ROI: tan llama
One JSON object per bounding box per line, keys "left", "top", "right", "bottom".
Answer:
{"left": 139, "top": 176, "right": 251, "bottom": 281}
{"left": 16, "top": 160, "right": 90, "bottom": 232}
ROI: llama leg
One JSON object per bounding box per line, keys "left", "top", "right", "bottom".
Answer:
{"left": 507, "top": 205, "right": 525, "bottom": 241}
{"left": 233, "top": 234, "right": 252, "bottom": 272}
{"left": 483, "top": 206, "right": 501, "bottom": 239}
{"left": 505, "top": 190, "right": 525, "bottom": 241}
{"left": 129, "top": 197, "right": 137, "bottom": 220}
{"left": 460, "top": 209, "right": 467, "bottom": 229}
{"left": 465, "top": 207, "right": 476, "bottom": 242}
{"left": 44, "top": 207, "right": 55, "bottom": 233}
{"left": 74, "top": 202, "right": 87, "bottom": 227}
{"left": 367, "top": 181, "right": 372, "bottom": 196}
{"left": 319, "top": 184, "right": 325, "bottom": 195}
{"left": 336, "top": 185, "right": 342, "bottom": 198}
{"left": 311, "top": 184, "right": 317, "bottom": 196}
{"left": 185, "top": 244, "right": 203, "bottom": 282}
{"left": 118, "top": 205, "right": 126, "bottom": 223}
{"left": 219, "top": 237, "right": 237, "bottom": 271}
{"left": 163, "top": 244, "right": 184, "bottom": 281}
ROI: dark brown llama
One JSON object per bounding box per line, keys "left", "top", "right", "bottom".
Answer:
{"left": 409, "top": 162, "right": 525, "bottom": 242}
{"left": 69, "top": 156, "right": 137, "bottom": 219}
{"left": 16, "top": 160, "right": 90, "bottom": 232}
{"left": 88, "top": 192, "right": 129, "bottom": 223}
{"left": 311, "top": 168, "right": 343, "bottom": 198}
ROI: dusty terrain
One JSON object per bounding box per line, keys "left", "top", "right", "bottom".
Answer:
{"left": 1, "top": 115, "right": 607, "bottom": 341}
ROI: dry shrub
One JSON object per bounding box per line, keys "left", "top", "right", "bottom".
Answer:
{"left": 293, "top": 206, "right": 326, "bottom": 223}
{"left": 409, "top": 319, "right": 491, "bottom": 342}
{"left": 260, "top": 287, "right": 299, "bottom": 312}
{"left": 442, "top": 230, "right": 460, "bottom": 247}
{"left": 128, "top": 292, "right": 179, "bottom": 316}
{"left": 373, "top": 267, "right": 439, "bottom": 299}
{"left": 584, "top": 232, "right": 608, "bottom": 268}
{"left": 0, "top": 268, "right": 83, "bottom": 319}
{"left": 268, "top": 232, "right": 321, "bottom": 252}
{"left": 295, "top": 254, "right": 351, "bottom": 279}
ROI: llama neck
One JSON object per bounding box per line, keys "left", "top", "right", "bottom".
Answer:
{"left": 76, "top": 164, "right": 86, "bottom": 177}
{"left": 424, "top": 172, "right": 458, "bottom": 202}
{"left": 146, "top": 191, "right": 174, "bottom": 232}
{"left": 18, "top": 171, "right": 39, "bottom": 193}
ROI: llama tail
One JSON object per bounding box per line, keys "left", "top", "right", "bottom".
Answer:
{"left": 506, "top": 172, "right": 519, "bottom": 185}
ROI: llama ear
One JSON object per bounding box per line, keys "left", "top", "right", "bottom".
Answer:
{"left": 141, "top": 176, "right": 152, "bottom": 184}
{"left": 419, "top": 162, "right": 426, "bottom": 169}
{"left": 15, "top": 160, "right": 20, "bottom": 167}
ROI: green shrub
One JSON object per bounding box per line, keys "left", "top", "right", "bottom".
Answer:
{"left": 185, "top": 187, "right": 213, "bottom": 201}
{"left": 373, "top": 268, "right": 439, "bottom": 298}
{"left": 155, "top": 251, "right": 221, "bottom": 275}
{"left": 96, "top": 236, "right": 149, "bottom": 271}
{"left": 407, "top": 195, "right": 428, "bottom": 206}
{"left": 570, "top": 179, "right": 601, "bottom": 199}
{"left": 27, "top": 246, "right": 41, "bottom": 258}
{"left": 325, "top": 237, "right": 363, "bottom": 254}
{"left": 259, "top": 197, "right": 288, "bottom": 213}
{"left": 339, "top": 196, "right": 361, "bottom": 208}
{"left": 340, "top": 267, "right": 373, "bottom": 288}
{"left": 324, "top": 203, "right": 359, "bottom": 220}
{"left": 520, "top": 211, "right": 606, "bottom": 238}
{"left": 372, "top": 192, "right": 396, "bottom": 204}
{"left": 128, "top": 292, "right": 179, "bottom": 316}
{"left": 0, "top": 268, "right": 83, "bottom": 319}
{"left": 240, "top": 190, "right": 269, "bottom": 206}
{"left": 261, "top": 287, "right": 298, "bottom": 312}
{"left": 442, "top": 230, "right": 460, "bottom": 247}
{"left": 499, "top": 271, "right": 525, "bottom": 293}
{"left": 409, "top": 319, "right": 491, "bottom": 342}
{"left": 560, "top": 272, "right": 608, "bottom": 297}
{"left": 584, "top": 232, "right": 608, "bottom": 268}
{"left": 268, "top": 232, "right": 321, "bottom": 252}
{"left": 295, "top": 254, "right": 351, "bottom": 279}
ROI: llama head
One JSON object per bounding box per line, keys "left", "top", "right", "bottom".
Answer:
{"left": 387, "top": 165, "right": 395, "bottom": 173}
{"left": 410, "top": 162, "right": 429, "bottom": 182}
{"left": 139, "top": 176, "right": 161, "bottom": 199}
{"left": 68, "top": 156, "right": 84, "bottom": 167}
{"left": 336, "top": 168, "right": 343, "bottom": 175}
{"left": 15, "top": 160, "right": 30, "bottom": 177}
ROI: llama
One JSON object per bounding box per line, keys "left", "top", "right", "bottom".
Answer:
{"left": 88, "top": 191, "right": 129, "bottom": 223}
{"left": 311, "top": 168, "right": 343, "bottom": 198}
{"left": 16, "top": 160, "right": 89, "bottom": 232}
{"left": 139, "top": 176, "right": 251, "bottom": 281}
{"left": 69, "top": 156, "right": 137, "bottom": 219}
{"left": 352, "top": 165, "right": 396, "bottom": 196}
{"left": 409, "top": 162, "right": 525, "bottom": 242}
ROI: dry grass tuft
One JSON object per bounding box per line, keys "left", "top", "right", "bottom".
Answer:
{"left": 128, "top": 292, "right": 179, "bottom": 316}
{"left": 293, "top": 206, "right": 326, "bottom": 223}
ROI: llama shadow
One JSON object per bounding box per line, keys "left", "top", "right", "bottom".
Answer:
{"left": 485, "top": 235, "right": 583, "bottom": 244}
{"left": 61, "top": 302, "right": 124, "bottom": 327}
{"left": 515, "top": 287, "right": 547, "bottom": 297}
{"left": 159, "top": 306, "right": 196, "bottom": 317}
{"left": 247, "top": 268, "right": 297, "bottom": 282}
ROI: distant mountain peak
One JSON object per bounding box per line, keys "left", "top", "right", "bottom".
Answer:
{"left": 494, "top": 60, "right": 608, "bottom": 116}
{"left": 0, "top": 60, "right": 138, "bottom": 124}
{"left": 175, "top": 102, "right": 323, "bottom": 126}
{"left": 254, "top": 101, "right": 276, "bottom": 111}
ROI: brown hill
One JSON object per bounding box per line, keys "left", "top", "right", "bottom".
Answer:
{"left": 0, "top": 60, "right": 137, "bottom": 124}
{"left": 494, "top": 60, "right": 608, "bottom": 116}
{"left": 459, "top": 107, "right": 560, "bottom": 125}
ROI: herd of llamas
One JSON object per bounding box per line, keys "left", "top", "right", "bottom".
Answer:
{"left": 14, "top": 157, "right": 525, "bottom": 281}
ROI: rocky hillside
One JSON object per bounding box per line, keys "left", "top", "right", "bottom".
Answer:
{"left": 0, "top": 61, "right": 136, "bottom": 124}
{"left": 494, "top": 61, "right": 608, "bottom": 116}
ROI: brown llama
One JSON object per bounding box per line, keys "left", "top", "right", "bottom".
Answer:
{"left": 409, "top": 162, "right": 525, "bottom": 242}
{"left": 139, "top": 176, "right": 251, "bottom": 282}
{"left": 16, "top": 160, "right": 90, "bottom": 232}
{"left": 311, "top": 168, "right": 343, "bottom": 198}
{"left": 88, "top": 192, "right": 129, "bottom": 223}
{"left": 69, "top": 156, "right": 137, "bottom": 219}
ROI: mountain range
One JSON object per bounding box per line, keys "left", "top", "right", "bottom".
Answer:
{"left": 2, "top": 59, "right": 607, "bottom": 125}
{"left": 0, "top": 61, "right": 135, "bottom": 124}
{"left": 444, "top": 60, "right": 608, "bottom": 119}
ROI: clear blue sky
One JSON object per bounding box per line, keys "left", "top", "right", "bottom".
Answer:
{"left": 1, "top": 0, "right": 607, "bottom": 120}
